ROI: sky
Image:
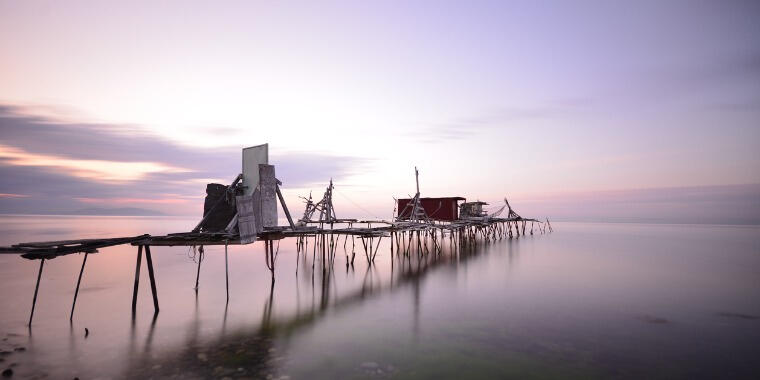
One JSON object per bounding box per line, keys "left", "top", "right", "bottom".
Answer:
{"left": 1, "top": 0, "right": 759, "bottom": 224}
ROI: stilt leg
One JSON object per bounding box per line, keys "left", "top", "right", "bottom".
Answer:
{"left": 225, "top": 243, "right": 229, "bottom": 303}
{"left": 70, "top": 252, "right": 89, "bottom": 321}
{"left": 194, "top": 246, "right": 204, "bottom": 290}
{"left": 132, "top": 245, "right": 143, "bottom": 314}
{"left": 144, "top": 245, "right": 159, "bottom": 314}
{"left": 29, "top": 258, "right": 45, "bottom": 326}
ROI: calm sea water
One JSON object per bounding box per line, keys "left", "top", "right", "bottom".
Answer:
{"left": 0, "top": 216, "right": 758, "bottom": 379}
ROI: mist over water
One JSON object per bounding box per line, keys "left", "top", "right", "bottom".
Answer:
{"left": 0, "top": 216, "right": 758, "bottom": 379}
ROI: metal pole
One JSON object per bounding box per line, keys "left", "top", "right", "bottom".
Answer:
{"left": 29, "top": 258, "right": 45, "bottom": 326}
{"left": 70, "top": 252, "right": 89, "bottom": 321}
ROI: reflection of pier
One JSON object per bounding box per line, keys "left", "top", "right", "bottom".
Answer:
{"left": 122, "top": 231, "right": 504, "bottom": 379}
{"left": 0, "top": 144, "right": 552, "bottom": 325}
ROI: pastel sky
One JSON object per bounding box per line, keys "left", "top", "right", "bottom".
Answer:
{"left": 1, "top": 0, "right": 759, "bottom": 224}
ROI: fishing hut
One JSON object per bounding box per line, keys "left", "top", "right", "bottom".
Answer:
{"left": 0, "top": 145, "right": 552, "bottom": 326}
{"left": 397, "top": 197, "right": 465, "bottom": 221}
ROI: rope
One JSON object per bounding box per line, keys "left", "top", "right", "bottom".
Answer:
{"left": 334, "top": 188, "right": 382, "bottom": 220}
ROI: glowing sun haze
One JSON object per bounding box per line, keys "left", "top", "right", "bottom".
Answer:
{"left": 0, "top": 0, "right": 758, "bottom": 223}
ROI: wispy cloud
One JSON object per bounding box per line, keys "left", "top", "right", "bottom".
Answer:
{"left": 0, "top": 104, "right": 370, "bottom": 214}
{"left": 74, "top": 197, "right": 191, "bottom": 205}
{"left": 0, "top": 144, "right": 191, "bottom": 182}
{"left": 598, "top": 53, "right": 760, "bottom": 110}
{"left": 408, "top": 101, "right": 588, "bottom": 143}
{"left": 0, "top": 193, "right": 29, "bottom": 198}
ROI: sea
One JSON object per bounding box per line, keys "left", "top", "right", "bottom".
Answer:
{"left": 0, "top": 215, "right": 758, "bottom": 379}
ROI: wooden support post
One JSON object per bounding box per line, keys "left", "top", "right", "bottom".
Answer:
{"left": 312, "top": 234, "right": 317, "bottom": 270}
{"left": 360, "top": 237, "right": 369, "bottom": 263}
{"left": 28, "top": 258, "right": 45, "bottom": 326}
{"left": 70, "top": 252, "right": 89, "bottom": 321}
{"left": 194, "top": 246, "right": 204, "bottom": 290}
{"left": 144, "top": 245, "right": 159, "bottom": 314}
{"left": 371, "top": 236, "right": 383, "bottom": 262}
{"left": 131, "top": 245, "right": 143, "bottom": 314}
{"left": 269, "top": 240, "right": 276, "bottom": 283}
{"left": 224, "top": 243, "right": 229, "bottom": 302}
{"left": 351, "top": 235, "right": 356, "bottom": 265}
{"left": 264, "top": 240, "right": 269, "bottom": 270}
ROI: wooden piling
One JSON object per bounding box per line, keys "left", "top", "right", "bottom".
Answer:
{"left": 28, "top": 258, "right": 45, "bottom": 326}
{"left": 131, "top": 245, "right": 143, "bottom": 314}
{"left": 194, "top": 245, "right": 204, "bottom": 290}
{"left": 144, "top": 245, "right": 159, "bottom": 314}
{"left": 70, "top": 252, "right": 89, "bottom": 321}
{"left": 224, "top": 242, "right": 229, "bottom": 302}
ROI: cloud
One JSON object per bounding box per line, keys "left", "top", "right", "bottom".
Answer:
{"left": 273, "top": 152, "right": 371, "bottom": 188}
{"left": 0, "top": 193, "right": 29, "bottom": 198}
{"left": 412, "top": 52, "right": 760, "bottom": 145}
{"left": 0, "top": 104, "right": 369, "bottom": 214}
{"left": 407, "top": 101, "right": 588, "bottom": 143}
{"left": 0, "top": 104, "right": 239, "bottom": 173}
{"left": 600, "top": 53, "right": 760, "bottom": 110}
{"left": 0, "top": 143, "right": 191, "bottom": 182}
{"left": 673, "top": 53, "right": 760, "bottom": 89}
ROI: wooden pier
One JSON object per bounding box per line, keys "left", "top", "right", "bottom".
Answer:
{"left": 0, "top": 146, "right": 553, "bottom": 326}
{"left": 0, "top": 215, "right": 550, "bottom": 325}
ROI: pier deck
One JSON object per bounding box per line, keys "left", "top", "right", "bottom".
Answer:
{"left": 0, "top": 215, "right": 550, "bottom": 326}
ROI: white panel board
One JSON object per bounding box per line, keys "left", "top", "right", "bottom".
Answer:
{"left": 242, "top": 144, "right": 268, "bottom": 196}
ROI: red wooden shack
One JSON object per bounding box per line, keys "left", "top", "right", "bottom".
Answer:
{"left": 397, "top": 197, "right": 466, "bottom": 221}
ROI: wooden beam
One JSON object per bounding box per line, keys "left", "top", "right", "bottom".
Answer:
{"left": 276, "top": 184, "right": 296, "bottom": 229}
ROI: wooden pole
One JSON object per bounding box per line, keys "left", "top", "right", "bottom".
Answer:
{"left": 70, "top": 252, "right": 89, "bottom": 321}
{"left": 276, "top": 185, "right": 296, "bottom": 229}
{"left": 194, "top": 246, "right": 204, "bottom": 290}
{"left": 131, "top": 245, "right": 143, "bottom": 314}
{"left": 268, "top": 240, "right": 276, "bottom": 283}
{"left": 144, "top": 245, "right": 159, "bottom": 314}
{"left": 224, "top": 243, "right": 229, "bottom": 303}
{"left": 28, "top": 258, "right": 45, "bottom": 326}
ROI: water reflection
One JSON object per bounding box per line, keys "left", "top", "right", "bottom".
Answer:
{"left": 120, "top": 234, "right": 499, "bottom": 378}
{"left": 4, "top": 219, "right": 758, "bottom": 379}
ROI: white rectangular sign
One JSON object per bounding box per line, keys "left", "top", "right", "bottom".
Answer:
{"left": 242, "top": 144, "right": 268, "bottom": 196}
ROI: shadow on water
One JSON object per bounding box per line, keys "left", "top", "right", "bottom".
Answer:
{"left": 120, "top": 235, "right": 505, "bottom": 379}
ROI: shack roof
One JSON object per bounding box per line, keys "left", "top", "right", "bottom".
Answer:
{"left": 397, "top": 196, "right": 466, "bottom": 201}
